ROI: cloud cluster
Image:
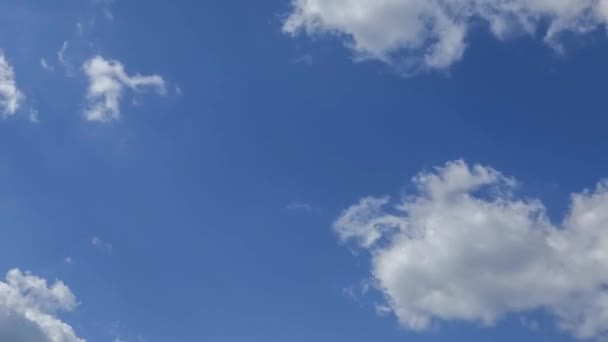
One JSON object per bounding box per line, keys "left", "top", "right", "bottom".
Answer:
{"left": 335, "top": 160, "right": 608, "bottom": 339}
{"left": 0, "top": 52, "right": 24, "bottom": 117}
{"left": 0, "top": 48, "right": 167, "bottom": 123}
{"left": 284, "top": 0, "right": 608, "bottom": 71}
{"left": 0, "top": 269, "right": 84, "bottom": 342}
{"left": 83, "top": 56, "right": 166, "bottom": 122}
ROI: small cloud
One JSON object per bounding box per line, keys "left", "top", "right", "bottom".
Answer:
{"left": 287, "top": 201, "right": 313, "bottom": 212}
{"left": 342, "top": 286, "right": 357, "bottom": 300}
{"left": 76, "top": 22, "right": 84, "bottom": 36}
{"left": 28, "top": 109, "right": 40, "bottom": 123}
{"left": 175, "top": 85, "right": 183, "bottom": 97}
{"left": 91, "top": 236, "right": 113, "bottom": 254}
{"left": 83, "top": 55, "right": 166, "bottom": 122}
{"left": 57, "top": 41, "right": 69, "bottom": 67}
{"left": 103, "top": 9, "right": 115, "bottom": 22}
{"left": 343, "top": 280, "right": 372, "bottom": 302}
{"left": 287, "top": 201, "right": 324, "bottom": 214}
{"left": 40, "top": 58, "right": 54, "bottom": 72}
{"left": 375, "top": 304, "right": 392, "bottom": 317}
{"left": 64, "top": 257, "right": 73, "bottom": 264}
{"left": 57, "top": 41, "right": 78, "bottom": 76}
{"left": 294, "top": 54, "right": 313, "bottom": 65}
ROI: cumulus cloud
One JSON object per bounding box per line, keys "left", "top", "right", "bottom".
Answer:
{"left": 0, "top": 52, "right": 24, "bottom": 117}
{"left": 0, "top": 269, "right": 84, "bottom": 342}
{"left": 284, "top": 0, "right": 608, "bottom": 72}
{"left": 83, "top": 56, "right": 166, "bottom": 122}
{"left": 335, "top": 160, "right": 608, "bottom": 339}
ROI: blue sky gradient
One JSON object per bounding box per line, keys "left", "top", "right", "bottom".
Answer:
{"left": 1, "top": 1, "right": 608, "bottom": 341}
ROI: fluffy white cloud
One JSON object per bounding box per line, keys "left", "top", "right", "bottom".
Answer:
{"left": 0, "top": 269, "right": 84, "bottom": 342}
{"left": 284, "top": 0, "right": 608, "bottom": 71}
{"left": 83, "top": 56, "right": 166, "bottom": 122}
{"left": 0, "top": 52, "right": 24, "bottom": 117}
{"left": 335, "top": 160, "right": 608, "bottom": 339}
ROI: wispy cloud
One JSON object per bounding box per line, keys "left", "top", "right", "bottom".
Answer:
{"left": 92, "top": 236, "right": 113, "bottom": 254}
{"left": 287, "top": 201, "right": 314, "bottom": 212}
{"left": 293, "top": 54, "right": 313, "bottom": 65}
{"left": 57, "top": 41, "right": 76, "bottom": 75}
{"left": 28, "top": 109, "right": 39, "bottom": 123}
{"left": 40, "top": 57, "right": 54, "bottom": 72}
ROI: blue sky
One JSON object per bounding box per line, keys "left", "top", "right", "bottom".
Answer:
{"left": 2, "top": 1, "right": 608, "bottom": 341}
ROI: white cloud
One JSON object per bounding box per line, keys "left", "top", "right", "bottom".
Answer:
{"left": 83, "top": 56, "right": 166, "bottom": 122}
{"left": 335, "top": 160, "right": 608, "bottom": 339}
{"left": 0, "top": 52, "right": 24, "bottom": 118}
{"left": 0, "top": 269, "right": 84, "bottom": 342}
{"left": 284, "top": 0, "right": 608, "bottom": 72}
